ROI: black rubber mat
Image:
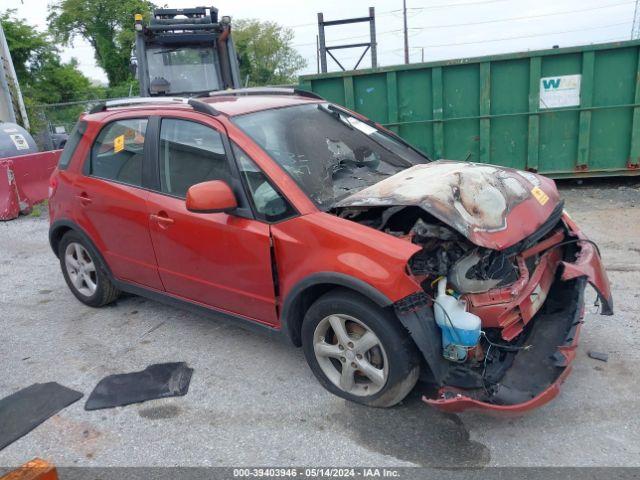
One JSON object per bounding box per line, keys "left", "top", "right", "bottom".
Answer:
{"left": 85, "top": 362, "right": 193, "bottom": 410}
{"left": 0, "top": 382, "right": 83, "bottom": 451}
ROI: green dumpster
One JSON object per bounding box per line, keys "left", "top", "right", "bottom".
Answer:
{"left": 299, "top": 40, "right": 640, "bottom": 178}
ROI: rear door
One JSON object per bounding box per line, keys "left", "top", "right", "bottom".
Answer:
{"left": 74, "top": 116, "right": 163, "bottom": 290}
{"left": 144, "top": 114, "right": 278, "bottom": 325}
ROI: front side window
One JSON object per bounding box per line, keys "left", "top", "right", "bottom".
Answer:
{"left": 159, "top": 119, "right": 230, "bottom": 198}
{"left": 232, "top": 142, "right": 295, "bottom": 222}
{"left": 90, "top": 118, "right": 147, "bottom": 186}
{"left": 233, "top": 103, "right": 429, "bottom": 209}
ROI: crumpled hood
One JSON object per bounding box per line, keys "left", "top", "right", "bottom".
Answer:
{"left": 335, "top": 161, "right": 561, "bottom": 250}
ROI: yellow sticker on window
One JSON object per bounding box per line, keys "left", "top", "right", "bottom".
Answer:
{"left": 531, "top": 186, "right": 549, "bottom": 206}
{"left": 113, "top": 134, "right": 125, "bottom": 153}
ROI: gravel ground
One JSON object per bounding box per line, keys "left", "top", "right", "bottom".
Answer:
{"left": 0, "top": 178, "right": 639, "bottom": 469}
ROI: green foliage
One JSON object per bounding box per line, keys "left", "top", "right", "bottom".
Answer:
{"left": 0, "top": 10, "right": 49, "bottom": 81}
{"left": 34, "top": 58, "right": 93, "bottom": 103}
{"left": 29, "top": 199, "right": 48, "bottom": 217}
{"left": 47, "top": 0, "right": 154, "bottom": 86}
{"left": 232, "top": 19, "right": 306, "bottom": 87}
{"left": 1, "top": 10, "right": 102, "bottom": 133}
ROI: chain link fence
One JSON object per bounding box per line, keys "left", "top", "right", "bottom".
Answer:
{"left": 27, "top": 98, "right": 106, "bottom": 151}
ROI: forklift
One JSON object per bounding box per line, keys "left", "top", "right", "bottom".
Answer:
{"left": 132, "top": 6, "right": 241, "bottom": 97}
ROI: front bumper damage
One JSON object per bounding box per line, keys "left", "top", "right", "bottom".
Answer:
{"left": 394, "top": 215, "right": 613, "bottom": 414}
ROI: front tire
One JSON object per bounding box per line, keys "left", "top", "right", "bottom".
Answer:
{"left": 301, "top": 290, "right": 419, "bottom": 407}
{"left": 58, "top": 231, "right": 120, "bottom": 307}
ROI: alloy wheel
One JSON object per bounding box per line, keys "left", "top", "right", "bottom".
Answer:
{"left": 313, "top": 314, "right": 389, "bottom": 396}
{"left": 64, "top": 242, "right": 98, "bottom": 297}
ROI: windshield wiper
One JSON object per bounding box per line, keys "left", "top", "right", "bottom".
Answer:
{"left": 317, "top": 104, "right": 354, "bottom": 130}
{"left": 152, "top": 48, "right": 181, "bottom": 55}
{"left": 324, "top": 104, "right": 430, "bottom": 164}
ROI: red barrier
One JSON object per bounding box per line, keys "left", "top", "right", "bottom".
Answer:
{"left": 0, "top": 159, "right": 21, "bottom": 220}
{"left": 0, "top": 150, "right": 61, "bottom": 221}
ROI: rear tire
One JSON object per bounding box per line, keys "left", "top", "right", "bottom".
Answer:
{"left": 301, "top": 290, "right": 419, "bottom": 408}
{"left": 58, "top": 231, "right": 120, "bottom": 307}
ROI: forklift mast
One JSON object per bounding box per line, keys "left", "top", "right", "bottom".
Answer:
{"left": 133, "top": 6, "right": 241, "bottom": 97}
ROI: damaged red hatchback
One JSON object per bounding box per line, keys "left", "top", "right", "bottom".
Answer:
{"left": 48, "top": 89, "right": 613, "bottom": 413}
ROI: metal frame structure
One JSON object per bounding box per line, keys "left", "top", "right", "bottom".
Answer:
{"left": 133, "top": 6, "right": 241, "bottom": 97}
{"left": 0, "top": 22, "right": 29, "bottom": 129}
{"left": 633, "top": 0, "right": 640, "bottom": 40}
{"left": 317, "top": 7, "right": 377, "bottom": 73}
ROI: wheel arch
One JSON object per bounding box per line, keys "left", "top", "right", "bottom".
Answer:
{"left": 49, "top": 219, "right": 113, "bottom": 277}
{"left": 279, "top": 272, "right": 393, "bottom": 347}
{"left": 49, "top": 220, "right": 74, "bottom": 257}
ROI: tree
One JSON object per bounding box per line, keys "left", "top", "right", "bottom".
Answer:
{"left": 47, "top": 0, "right": 154, "bottom": 86}
{"left": 232, "top": 19, "right": 306, "bottom": 87}
{"left": 1, "top": 10, "right": 95, "bottom": 104}
{"left": 0, "top": 10, "right": 49, "bottom": 82}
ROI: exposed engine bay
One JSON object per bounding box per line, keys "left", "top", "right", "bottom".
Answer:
{"left": 333, "top": 201, "right": 610, "bottom": 409}
{"left": 336, "top": 204, "right": 521, "bottom": 298}
{"left": 327, "top": 160, "right": 613, "bottom": 410}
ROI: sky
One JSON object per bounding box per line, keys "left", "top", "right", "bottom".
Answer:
{"left": 4, "top": 0, "right": 638, "bottom": 83}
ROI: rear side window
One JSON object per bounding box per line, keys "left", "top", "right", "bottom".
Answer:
{"left": 159, "top": 119, "right": 231, "bottom": 198}
{"left": 58, "top": 121, "right": 86, "bottom": 170}
{"left": 90, "top": 119, "right": 147, "bottom": 186}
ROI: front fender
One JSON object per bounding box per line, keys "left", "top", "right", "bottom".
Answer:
{"left": 272, "top": 212, "right": 422, "bottom": 306}
{"left": 561, "top": 212, "right": 613, "bottom": 315}
{"left": 272, "top": 212, "right": 423, "bottom": 345}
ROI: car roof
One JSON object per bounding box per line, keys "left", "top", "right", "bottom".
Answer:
{"left": 200, "top": 94, "right": 321, "bottom": 116}
{"left": 87, "top": 90, "right": 324, "bottom": 122}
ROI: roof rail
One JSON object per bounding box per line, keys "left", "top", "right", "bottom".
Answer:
{"left": 187, "top": 98, "right": 220, "bottom": 116}
{"left": 206, "top": 87, "right": 324, "bottom": 100}
{"left": 88, "top": 97, "right": 220, "bottom": 116}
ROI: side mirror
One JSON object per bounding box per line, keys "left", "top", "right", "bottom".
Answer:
{"left": 186, "top": 180, "right": 237, "bottom": 213}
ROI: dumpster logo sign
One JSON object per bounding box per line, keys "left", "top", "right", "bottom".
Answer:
{"left": 9, "top": 134, "right": 29, "bottom": 151}
{"left": 539, "top": 74, "right": 581, "bottom": 109}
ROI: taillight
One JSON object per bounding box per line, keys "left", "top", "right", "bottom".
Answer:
{"left": 48, "top": 174, "right": 59, "bottom": 198}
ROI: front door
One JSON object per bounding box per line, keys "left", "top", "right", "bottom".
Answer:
{"left": 145, "top": 116, "right": 277, "bottom": 325}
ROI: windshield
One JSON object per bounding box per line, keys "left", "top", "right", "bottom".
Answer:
{"left": 145, "top": 46, "right": 220, "bottom": 94}
{"left": 233, "top": 103, "right": 429, "bottom": 208}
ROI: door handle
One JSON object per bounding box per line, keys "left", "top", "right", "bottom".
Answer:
{"left": 76, "top": 192, "right": 92, "bottom": 206}
{"left": 150, "top": 212, "right": 174, "bottom": 228}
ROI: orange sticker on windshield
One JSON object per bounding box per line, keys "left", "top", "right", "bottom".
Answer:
{"left": 531, "top": 186, "right": 549, "bottom": 206}
{"left": 114, "top": 135, "right": 124, "bottom": 153}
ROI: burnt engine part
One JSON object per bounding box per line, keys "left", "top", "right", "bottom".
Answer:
{"left": 408, "top": 217, "right": 471, "bottom": 277}
{"left": 449, "top": 249, "right": 518, "bottom": 294}
{"left": 408, "top": 241, "right": 467, "bottom": 277}
{"left": 407, "top": 218, "right": 518, "bottom": 291}
{"left": 337, "top": 206, "right": 519, "bottom": 292}
{"left": 411, "top": 218, "right": 459, "bottom": 241}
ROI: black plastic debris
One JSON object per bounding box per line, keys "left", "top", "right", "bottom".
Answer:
{"left": 588, "top": 350, "right": 609, "bottom": 362}
{"left": 85, "top": 362, "right": 193, "bottom": 411}
{"left": 0, "top": 382, "right": 83, "bottom": 451}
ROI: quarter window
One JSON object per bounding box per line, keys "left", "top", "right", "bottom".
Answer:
{"left": 233, "top": 142, "right": 295, "bottom": 222}
{"left": 159, "top": 119, "right": 230, "bottom": 198}
{"left": 90, "top": 119, "right": 147, "bottom": 186}
{"left": 58, "top": 121, "right": 86, "bottom": 170}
